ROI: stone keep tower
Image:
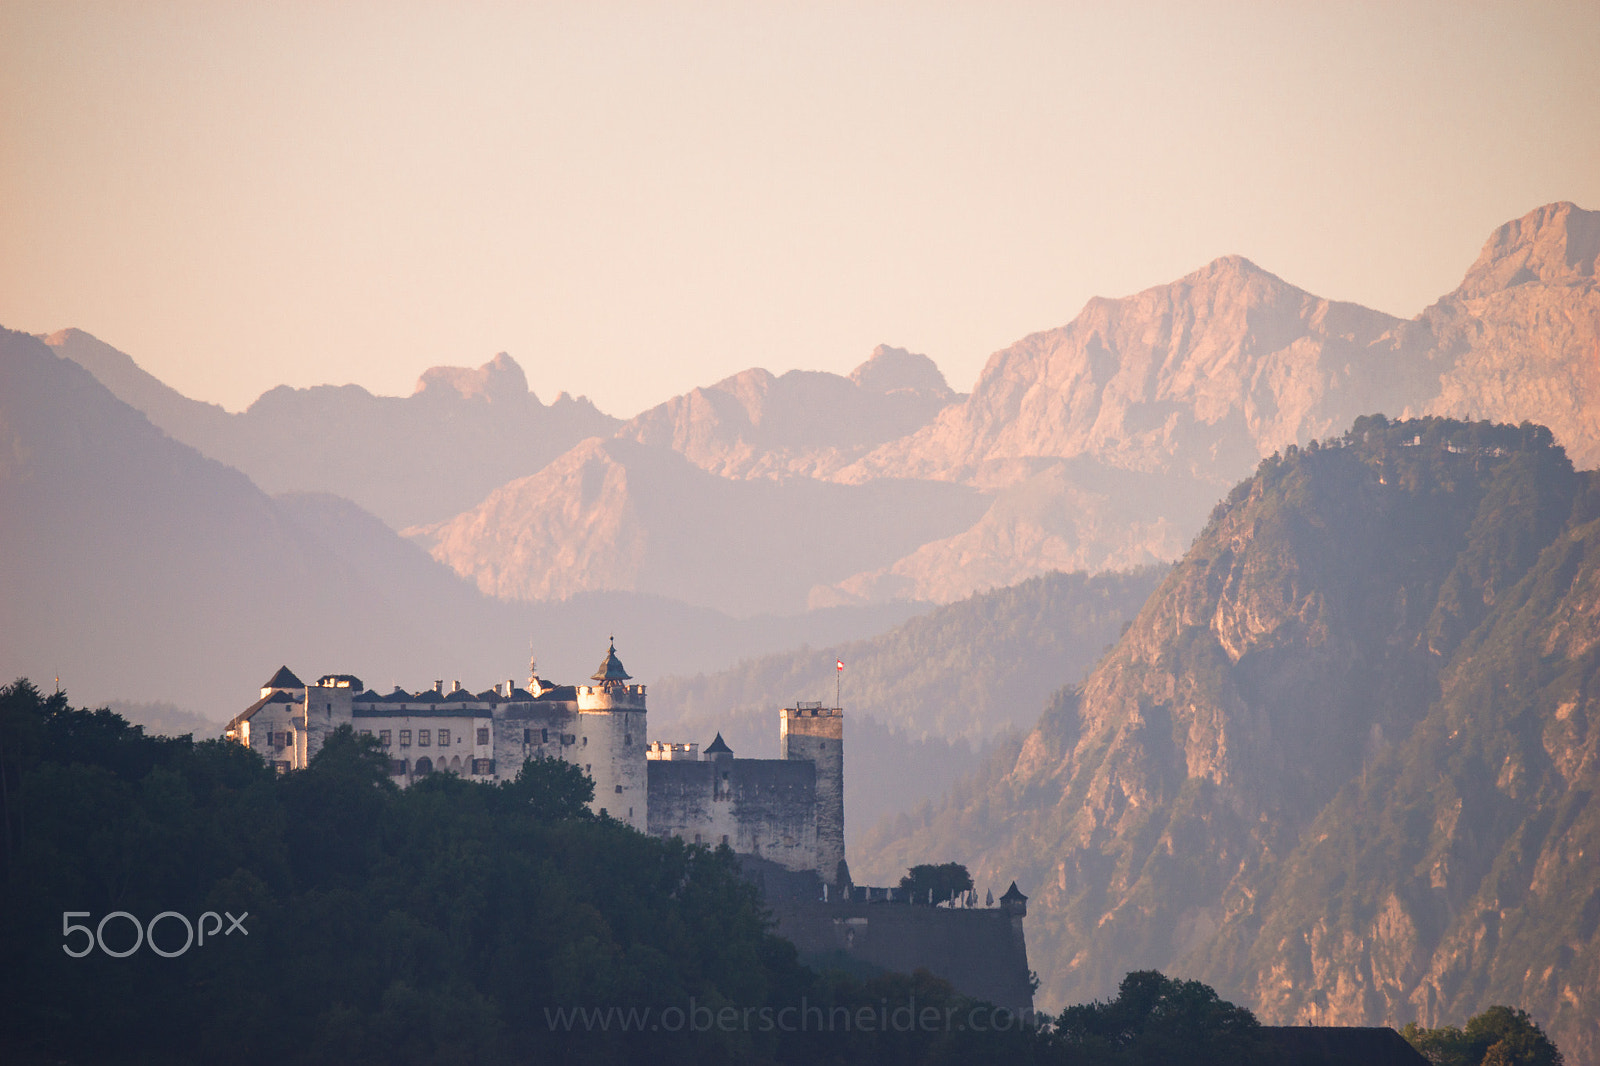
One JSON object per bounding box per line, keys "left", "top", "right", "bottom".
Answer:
{"left": 576, "top": 641, "right": 649, "bottom": 833}
{"left": 781, "top": 702, "right": 844, "bottom": 886}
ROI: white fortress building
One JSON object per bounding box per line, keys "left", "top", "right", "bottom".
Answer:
{"left": 226, "top": 641, "right": 844, "bottom": 885}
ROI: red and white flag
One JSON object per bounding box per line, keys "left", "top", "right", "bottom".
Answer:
{"left": 836, "top": 659, "right": 844, "bottom": 671}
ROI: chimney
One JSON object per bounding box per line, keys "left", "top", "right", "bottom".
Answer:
{"left": 434, "top": 680, "right": 443, "bottom": 694}
{"left": 452, "top": 680, "right": 462, "bottom": 693}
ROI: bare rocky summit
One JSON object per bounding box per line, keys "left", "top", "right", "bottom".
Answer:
{"left": 1419, "top": 201, "right": 1600, "bottom": 468}
{"left": 817, "top": 202, "right": 1600, "bottom": 604}
{"left": 842, "top": 257, "right": 1421, "bottom": 487}
{"left": 616, "top": 345, "right": 960, "bottom": 480}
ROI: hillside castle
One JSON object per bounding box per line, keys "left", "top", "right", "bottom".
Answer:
{"left": 226, "top": 641, "right": 845, "bottom": 884}
{"left": 227, "top": 640, "right": 1031, "bottom": 1011}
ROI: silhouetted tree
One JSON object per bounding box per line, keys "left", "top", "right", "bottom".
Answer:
{"left": 899, "top": 861, "right": 973, "bottom": 903}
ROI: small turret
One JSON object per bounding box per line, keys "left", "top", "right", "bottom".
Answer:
{"left": 999, "top": 881, "right": 1028, "bottom": 917}
{"left": 704, "top": 732, "right": 733, "bottom": 762}
{"left": 590, "top": 640, "right": 633, "bottom": 693}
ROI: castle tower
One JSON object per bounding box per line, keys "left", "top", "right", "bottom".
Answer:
{"left": 576, "top": 640, "right": 648, "bottom": 833}
{"left": 781, "top": 702, "right": 844, "bottom": 886}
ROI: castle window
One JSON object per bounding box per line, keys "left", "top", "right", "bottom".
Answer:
{"left": 624, "top": 733, "right": 631, "bottom": 746}
{"left": 379, "top": 730, "right": 391, "bottom": 746}
{"left": 523, "top": 728, "right": 531, "bottom": 744}
{"left": 418, "top": 729, "right": 431, "bottom": 747}
{"left": 477, "top": 727, "right": 490, "bottom": 746}
{"left": 400, "top": 730, "right": 411, "bottom": 746}
{"left": 542, "top": 728, "right": 549, "bottom": 743}
{"left": 585, "top": 764, "right": 591, "bottom": 773}
{"left": 581, "top": 736, "right": 588, "bottom": 747}
{"left": 438, "top": 729, "right": 450, "bottom": 746}
{"left": 359, "top": 728, "right": 372, "bottom": 737}
{"left": 721, "top": 835, "right": 729, "bottom": 846}
{"left": 599, "top": 808, "right": 607, "bottom": 818}
{"left": 614, "top": 785, "right": 622, "bottom": 794}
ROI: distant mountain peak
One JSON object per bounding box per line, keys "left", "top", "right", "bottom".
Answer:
{"left": 1181, "top": 253, "right": 1301, "bottom": 293}
{"left": 1454, "top": 200, "right": 1600, "bottom": 299}
{"left": 413, "top": 351, "right": 531, "bottom": 404}
{"left": 848, "top": 345, "right": 955, "bottom": 399}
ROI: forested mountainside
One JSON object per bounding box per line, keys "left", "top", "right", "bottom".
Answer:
{"left": 651, "top": 567, "right": 1165, "bottom": 864}
{"left": 866, "top": 416, "right": 1600, "bottom": 1063}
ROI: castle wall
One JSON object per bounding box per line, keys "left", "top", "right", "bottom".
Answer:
{"left": 781, "top": 706, "right": 844, "bottom": 884}
{"left": 766, "top": 900, "right": 1033, "bottom": 1016}
{"left": 349, "top": 702, "right": 496, "bottom": 783}
{"left": 491, "top": 698, "right": 577, "bottom": 778}
{"left": 647, "top": 758, "right": 819, "bottom": 873}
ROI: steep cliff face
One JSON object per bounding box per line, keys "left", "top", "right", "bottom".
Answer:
{"left": 1228, "top": 487, "right": 1600, "bottom": 1058}
{"left": 864, "top": 417, "right": 1599, "bottom": 1061}
{"left": 617, "top": 345, "right": 959, "bottom": 480}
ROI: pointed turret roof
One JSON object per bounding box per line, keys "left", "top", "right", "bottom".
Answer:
{"left": 263, "top": 665, "right": 303, "bottom": 689}
{"left": 1000, "top": 881, "right": 1027, "bottom": 904}
{"left": 590, "top": 641, "right": 632, "bottom": 683}
{"left": 704, "top": 732, "right": 733, "bottom": 755}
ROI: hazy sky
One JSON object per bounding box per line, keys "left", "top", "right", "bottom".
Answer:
{"left": 3, "top": 2, "right": 1598, "bottom": 418}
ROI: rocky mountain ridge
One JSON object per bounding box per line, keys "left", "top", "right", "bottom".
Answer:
{"left": 617, "top": 344, "right": 961, "bottom": 480}
{"left": 43, "top": 329, "right": 618, "bottom": 529}
{"left": 41, "top": 202, "right": 1600, "bottom": 612}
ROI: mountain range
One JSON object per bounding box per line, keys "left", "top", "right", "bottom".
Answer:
{"left": 36, "top": 202, "right": 1600, "bottom": 617}
{"left": 0, "top": 329, "right": 922, "bottom": 713}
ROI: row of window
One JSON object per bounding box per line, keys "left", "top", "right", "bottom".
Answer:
{"left": 361, "top": 727, "right": 491, "bottom": 748}
{"left": 515, "top": 730, "right": 632, "bottom": 747}
{"left": 384, "top": 757, "right": 495, "bottom": 776}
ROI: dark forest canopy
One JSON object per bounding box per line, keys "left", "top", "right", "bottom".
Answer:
{"left": 0, "top": 679, "right": 1319, "bottom": 1065}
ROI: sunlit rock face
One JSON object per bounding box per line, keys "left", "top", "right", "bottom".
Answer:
{"left": 865, "top": 418, "right": 1600, "bottom": 1063}
{"left": 1421, "top": 201, "right": 1600, "bottom": 469}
